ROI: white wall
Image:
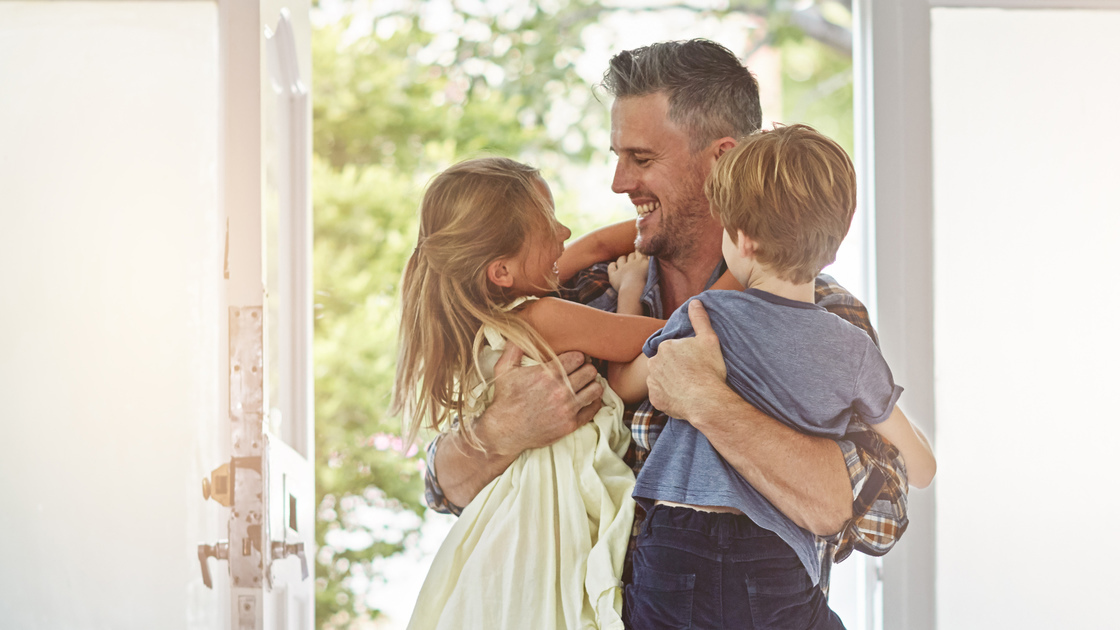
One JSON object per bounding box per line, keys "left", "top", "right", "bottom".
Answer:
{"left": 0, "top": 4, "right": 225, "bottom": 628}
{"left": 930, "top": 8, "right": 1120, "bottom": 629}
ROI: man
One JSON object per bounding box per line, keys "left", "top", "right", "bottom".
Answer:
{"left": 424, "top": 39, "right": 907, "bottom": 596}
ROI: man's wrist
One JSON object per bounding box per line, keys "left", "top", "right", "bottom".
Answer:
{"left": 468, "top": 408, "right": 521, "bottom": 468}
{"left": 683, "top": 380, "right": 740, "bottom": 430}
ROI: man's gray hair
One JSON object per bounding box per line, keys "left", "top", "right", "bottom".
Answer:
{"left": 602, "top": 39, "right": 762, "bottom": 153}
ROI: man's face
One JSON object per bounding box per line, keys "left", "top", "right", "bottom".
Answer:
{"left": 610, "top": 92, "right": 715, "bottom": 262}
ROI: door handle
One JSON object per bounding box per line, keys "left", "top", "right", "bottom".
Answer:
{"left": 271, "top": 541, "right": 308, "bottom": 581}
{"left": 197, "top": 541, "right": 229, "bottom": 589}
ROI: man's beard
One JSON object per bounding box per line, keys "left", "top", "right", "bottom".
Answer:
{"left": 637, "top": 180, "right": 710, "bottom": 262}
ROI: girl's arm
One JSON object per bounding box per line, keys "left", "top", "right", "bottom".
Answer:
{"left": 519, "top": 297, "right": 663, "bottom": 363}
{"left": 871, "top": 407, "right": 936, "bottom": 488}
{"left": 557, "top": 220, "right": 638, "bottom": 283}
{"left": 521, "top": 297, "right": 658, "bottom": 404}
{"left": 602, "top": 270, "right": 743, "bottom": 404}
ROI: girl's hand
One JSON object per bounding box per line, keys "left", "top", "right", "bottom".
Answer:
{"left": 607, "top": 251, "right": 650, "bottom": 294}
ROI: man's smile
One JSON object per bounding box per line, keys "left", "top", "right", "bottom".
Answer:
{"left": 635, "top": 201, "right": 660, "bottom": 218}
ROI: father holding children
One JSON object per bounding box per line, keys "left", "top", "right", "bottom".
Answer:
{"left": 424, "top": 39, "right": 914, "bottom": 626}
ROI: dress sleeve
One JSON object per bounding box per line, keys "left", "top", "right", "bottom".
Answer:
{"left": 814, "top": 274, "right": 909, "bottom": 559}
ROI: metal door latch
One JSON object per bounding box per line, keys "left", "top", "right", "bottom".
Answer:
{"left": 201, "top": 462, "right": 232, "bottom": 506}
{"left": 197, "top": 541, "right": 229, "bottom": 589}
{"left": 271, "top": 541, "right": 308, "bottom": 580}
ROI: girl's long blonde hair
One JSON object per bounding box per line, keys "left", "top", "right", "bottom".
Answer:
{"left": 390, "top": 157, "right": 564, "bottom": 450}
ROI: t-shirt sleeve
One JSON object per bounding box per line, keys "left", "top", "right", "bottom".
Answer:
{"left": 642, "top": 296, "right": 699, "bottom": 357}
{"left": 851, "top": 342, "right": 904, "bottom": 425}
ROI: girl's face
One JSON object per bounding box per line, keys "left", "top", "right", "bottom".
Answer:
{"left": 508, "top": 180, "right": 571, "bottom": 297}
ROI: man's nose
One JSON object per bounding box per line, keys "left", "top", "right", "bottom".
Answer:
{"left": 611, "top": 161, "right": 635, "bottom": 195}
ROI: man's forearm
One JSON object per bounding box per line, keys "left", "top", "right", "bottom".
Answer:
{"left": 433, "top": 425, "right": 520, "bottom": 509}
{"left": 690, "top": 385, "right": 853, "bottom": 536}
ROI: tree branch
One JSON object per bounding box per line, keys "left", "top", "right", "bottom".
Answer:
{"left": 789, "top": 3, "right": 852, "bottom": 57}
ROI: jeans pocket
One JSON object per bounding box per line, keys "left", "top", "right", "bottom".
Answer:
{"left": 626, "top": 567, "right": 695, "bottom": 630}
{"left": 746, "top": 567, "right": 818, "bottom": 629}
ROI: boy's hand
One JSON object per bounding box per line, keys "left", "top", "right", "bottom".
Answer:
{"left": 607, "top": 251, "right": 650, "bottom": 294}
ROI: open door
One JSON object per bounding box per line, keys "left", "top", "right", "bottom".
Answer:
{"left": 196, "top": 3, "right": 315, "bottom": 629}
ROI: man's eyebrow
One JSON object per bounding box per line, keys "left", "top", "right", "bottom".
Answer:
{"left": 610, "top": 146, "right": 655, "bottom": 156}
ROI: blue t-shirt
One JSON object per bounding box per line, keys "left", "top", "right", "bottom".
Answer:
{"left": 633, "top": 288, "right": 903, "bottom": 585}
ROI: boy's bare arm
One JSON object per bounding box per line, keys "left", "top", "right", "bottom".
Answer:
{"left": 646, "top": 300, "right": 853, "bottom": 535}
{"left": 873, "top": 407, "right": 937, "bottom": 489}
{"left": 607, "top": 353, "right": 650, "bottom": 405}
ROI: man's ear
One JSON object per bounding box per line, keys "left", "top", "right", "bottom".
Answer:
{"left": 487, "top": 258, "right": 515, "bottom": 288}
{"left": 714, "top": 136, "right": 738, "bottom": 158}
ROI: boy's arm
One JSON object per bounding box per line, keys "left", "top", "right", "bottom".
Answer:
{"left": 872, "top": 407, "right": 936, "bottom": 488}
{"left": 557, "top": 220, "right": 637, "bottom": 283}
{"left": 519, "top": 297, "right": 664, "bottom": 362}
{"left": 607, "top": 353, "right": 650, "bottom": 404}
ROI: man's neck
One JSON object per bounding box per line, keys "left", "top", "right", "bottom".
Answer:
{"left": 657, "top": 247, "right": 726, "bottom": 314}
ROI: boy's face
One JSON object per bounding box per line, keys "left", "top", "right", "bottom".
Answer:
{"left": 609, "top": 92, "right": 719, "bottom": 262}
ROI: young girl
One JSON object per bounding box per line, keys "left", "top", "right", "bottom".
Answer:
{"left": 392, "top": 157, "right": 668, "bottom": 630}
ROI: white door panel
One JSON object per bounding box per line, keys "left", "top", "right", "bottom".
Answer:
{"left": 0, "top": 3, "right": 224, "bottom": 628}
{"left": 0, "top": 2, "right": 314, "bottom": 628}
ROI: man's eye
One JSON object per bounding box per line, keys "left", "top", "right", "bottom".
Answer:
{"left": 634, "top": 157, "right": 651, "bottom": 166}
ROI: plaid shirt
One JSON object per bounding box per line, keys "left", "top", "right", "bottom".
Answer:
{"left": 424, "top": 261, "right": 909, "bottom": 592}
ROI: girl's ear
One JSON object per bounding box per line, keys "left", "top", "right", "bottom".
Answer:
{"left": 487, "top": 258, "right": 515, "bottom": 288}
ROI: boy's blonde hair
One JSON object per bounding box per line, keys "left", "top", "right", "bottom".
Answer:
{"left": 705, "top": 124, "right": 856, "bottom": 285}
{"left": 390, "top": 157, "right": 564, "bottom": 449}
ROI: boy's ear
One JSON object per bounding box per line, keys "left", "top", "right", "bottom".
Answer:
{"left": 487, "top": 258, "right": 515, "bottom": 288}
{"left": 736, "top": 230, "right": 758, "bottom": 258}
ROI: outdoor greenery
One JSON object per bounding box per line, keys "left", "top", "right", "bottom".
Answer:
{"left": 311, "top": 1, "right": 855, "bottom": 627}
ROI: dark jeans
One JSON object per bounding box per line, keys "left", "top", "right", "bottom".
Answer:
{"left": 623, "top": 504, "right": 846, "bottom": 630}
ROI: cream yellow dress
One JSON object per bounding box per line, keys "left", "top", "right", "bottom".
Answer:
{"left": 407, "top": 301, "right": 636, "bottom": 630}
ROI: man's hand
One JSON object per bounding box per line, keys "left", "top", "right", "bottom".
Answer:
{"left": 436, "top": 345, "right": 603, "bottom": 509}
{"left": 647, "top": 299, "right": 728, "bottom": 419}
{"left": 479, "top": 344, "right": 604, "bottom": 458}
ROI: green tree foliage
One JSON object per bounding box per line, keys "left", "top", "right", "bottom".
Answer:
{"left": 311, "top": 2, "right": 853, "bottom": 627}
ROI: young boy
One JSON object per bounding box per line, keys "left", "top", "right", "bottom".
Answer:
{"left": 607, "top": 124, "right": 936, "bottom": 629}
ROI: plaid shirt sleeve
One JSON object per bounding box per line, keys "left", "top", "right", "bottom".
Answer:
{"left": 814, "top": 274, "right": 910, "bottom": 562}
{"left": 422, "top": 432, "right": 464, "bottom": 516}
